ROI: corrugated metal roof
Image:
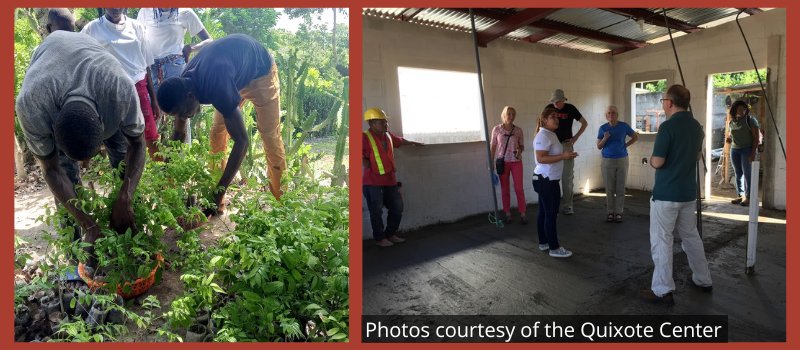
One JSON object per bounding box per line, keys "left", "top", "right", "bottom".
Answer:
{"left": 651, "top": 8, "right": 739, "bottom": 25}
{"left": 546, "top": 8, "right": 629, "bottom": 31}
{"left": 601, "top": 20, "right": 663, "bottom": 42}
{"left": 363, "top": 8, "right": 773, "bottom": 55}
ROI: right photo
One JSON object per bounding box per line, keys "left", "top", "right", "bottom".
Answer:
{"left": 361, "top": 7, "right": 786, "bottom": 342}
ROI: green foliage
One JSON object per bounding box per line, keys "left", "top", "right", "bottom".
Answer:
{"left": 51, "top": 293, "right": 162, "bottom": 342}
{"left": 15, "top": 7, "right": 349, "bottom": 342}
{"left": 193, "top": 8, "right": 227, "bottom": 42}
{"left": 43, "top": 140, "right": 219, "bottom": 290}
{"left": 643, "top": 79, "right": 667, "bottom": 93}
{"left": 713, "top": 69, "right": 768, "bottom": 89}
{"left": 164, "top": 146, "right": 349, "bottom": 342}
{"left": 203, "top": 8, "right": 279, "bottom": 45}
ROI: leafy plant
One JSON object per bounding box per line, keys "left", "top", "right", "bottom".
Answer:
{"left": 161, "top": 145, "right": 349, "bottom": 342}
{"left": 713, "top": 69, "right": 768, "bottom": 89}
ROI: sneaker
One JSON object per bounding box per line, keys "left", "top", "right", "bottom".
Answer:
{"left": 549, "top": 247, "right": 572, "bottom": 258}
{"left": 562, "top": 207, "right": 574, "bottom": 215}
{"left": 731, "top": 197, "right": 743, "bottom": 204}
{"left": 538, "top": 244, "right": 549, "bottom": 251}
{"left": 520, "top": 216, "right": 529, "bottom": 225}
{"left": 388, "top": 235, "right": 406, "bottom": 243}
{"left": 639, "top": 289, "right": 675, "bottom": 306}
{"left": 503, "top": 212, "right": 513, "bottom": 224}
{"left": 740, "top": 197, "right": 750, "bottom": 206}
{"left": 688, "top": 276, "right": 713, "bottom": 293}
{"left": 375, "top": 239, "right": 394, "bottom": 247}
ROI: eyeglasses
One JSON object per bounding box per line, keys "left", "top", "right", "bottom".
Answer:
{"left": 660, "top": 98, "right": 672, "bottom": 102}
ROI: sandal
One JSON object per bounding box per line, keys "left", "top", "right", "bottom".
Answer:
{"left": 606, "top": 213, "right": 615, "bottom": 223}
{"left": 614, "top": 214, "right": 623, "bottom": 223}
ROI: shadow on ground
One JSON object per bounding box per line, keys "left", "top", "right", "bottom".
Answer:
{"left": 362, "top": 189, "right": 786, "bottom": 341}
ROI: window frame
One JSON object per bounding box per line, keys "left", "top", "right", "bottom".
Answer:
{"left": 625, "top": 70, "right": 675, "bottom": 139}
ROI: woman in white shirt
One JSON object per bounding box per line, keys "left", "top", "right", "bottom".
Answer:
{"left": 533, "top": 107, "right": 579, "bottom": 258}
{"left": 137, "top": 8, "right": 213, "bottom": 143}
{"left": 82, "top": 8, "right": 159, "bottom": 158}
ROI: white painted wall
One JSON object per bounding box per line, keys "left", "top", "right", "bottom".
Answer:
{"left": 362, "top": 9, "right": 787, "bottom": 239}
{"left": 362, "top": 17, "right": 613, "bottom": 238}
{"left": 612, "top": 8, "right": 787, "bottom": 209}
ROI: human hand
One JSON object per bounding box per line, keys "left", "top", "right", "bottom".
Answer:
{"left": 748, "top": 152, "right": 756, "bottom": 163}
{"left": 79, "top": 222, "right": 100, "bottom": 268}
{"left": 182, "top": 44, "right": 192, "bottom": 63}
{"left": 562, "top": 151, "right": 578, "bottom": 160}
{"left": 204, "top": 190, "right": 226, "bottom": 217}
{"left": 110, "top": 193, "right": 137, "bottom": 235}
{"left": 603, "top": 131, "right": 610, "bottom": 140}
{"left": 565, "top": 138, "right": 574, "bottom": 146}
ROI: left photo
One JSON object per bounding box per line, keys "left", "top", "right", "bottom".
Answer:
{"left": 13, "top": 8, "right": 349, "bottom": 342}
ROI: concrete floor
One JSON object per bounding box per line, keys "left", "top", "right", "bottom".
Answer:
{"left": 362, "top": 190, "right": 786, "bottom": 341}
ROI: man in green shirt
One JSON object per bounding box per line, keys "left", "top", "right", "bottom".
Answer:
{"left": 640, "top": 85, "right": 712, "bottom": 305}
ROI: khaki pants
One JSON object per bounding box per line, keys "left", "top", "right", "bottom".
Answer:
{"left": 601, "top": 157, "right": 629, "bottom": 214}
{"left": 560, "top": 141, "right": 574, "bottom": 209}
{"left": 210, "top": 63, "right": 286, "bottom": 198}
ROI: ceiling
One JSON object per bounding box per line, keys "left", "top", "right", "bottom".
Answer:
{"left": 363, "top": 8, "right": 772, "bottom": 55}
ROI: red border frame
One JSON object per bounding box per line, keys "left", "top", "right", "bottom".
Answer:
{"left": 3, "top": 1, "right": 796, "bottom": 348}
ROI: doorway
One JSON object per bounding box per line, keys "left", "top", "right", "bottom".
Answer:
{"left": 706, "top": 69, "right": 767, "bottom": 202}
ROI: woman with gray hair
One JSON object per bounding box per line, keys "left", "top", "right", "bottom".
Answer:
{"left": 596, "top": 105, "right": 638, "bottom": 223}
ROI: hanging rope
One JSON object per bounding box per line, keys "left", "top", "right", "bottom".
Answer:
{"left": 662, "top": 8, "right": 704, "bottom": 237}
{"left": 469, "top": 9, "right": 503, "bottom": 228}
{"left": 735, "top": 10, "right": 787, "bottom": 161}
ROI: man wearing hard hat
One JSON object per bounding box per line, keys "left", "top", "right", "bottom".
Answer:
{"left": 363, "top": 108, "right": 424, "bottom": 247}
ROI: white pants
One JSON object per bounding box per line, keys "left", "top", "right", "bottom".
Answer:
{"left": 649, "top": 199, "right": 712, "bottom": 296}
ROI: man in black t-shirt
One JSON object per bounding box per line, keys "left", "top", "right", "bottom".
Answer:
{"left": 157, "top": 34, "right": 286, "bottom": 213}
{"left": 544, "top": 89, "right": 588, "bottom": 215}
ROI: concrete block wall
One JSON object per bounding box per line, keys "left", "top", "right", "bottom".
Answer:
{"left": 612, "top": 9, "right": 787, "bottom": 209}
{"left": 362, "top": 16, "right": 613, "bottom": 238}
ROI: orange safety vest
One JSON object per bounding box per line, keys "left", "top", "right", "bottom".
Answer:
{"left": 364, "top": 131, "right": 394, "bottom": 175}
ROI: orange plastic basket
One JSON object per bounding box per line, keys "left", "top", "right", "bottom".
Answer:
{"left": 78, "top": 253, "right": 164, "bottom": 299}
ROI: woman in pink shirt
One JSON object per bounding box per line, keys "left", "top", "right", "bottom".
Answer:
{"left": 490, "top": 106, "right": 527, "bottom": 224}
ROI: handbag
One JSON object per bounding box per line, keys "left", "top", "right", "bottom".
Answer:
{"left": 495, "top": 127, "right": 514, "bottom": 175}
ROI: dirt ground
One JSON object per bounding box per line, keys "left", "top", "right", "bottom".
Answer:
{"left": 710, "top": 158, "right": 763, "bottom": 201}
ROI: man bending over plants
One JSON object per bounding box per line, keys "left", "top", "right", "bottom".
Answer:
{"left": 157, "top": 34, "right": 286, "bottom": 214}
{"left": 15, "top": 31, "right": 146, "bottom": 267}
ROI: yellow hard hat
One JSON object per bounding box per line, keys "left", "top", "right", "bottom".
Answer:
{"left": 364, "top": 108, "right": 388, "bottom": 121}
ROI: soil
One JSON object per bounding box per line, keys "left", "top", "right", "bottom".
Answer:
{"left": 710, "top": 158, "right": 763, "bottom": 201}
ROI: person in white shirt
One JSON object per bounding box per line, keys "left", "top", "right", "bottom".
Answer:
{"left": 137, "top": 8, "right": 213, "bottom": 143}
{"left": 82, "top": 8, "right": 159, "bottom": 158}
{"left": 533, "top": 106, "right": 579, "bottom": 258}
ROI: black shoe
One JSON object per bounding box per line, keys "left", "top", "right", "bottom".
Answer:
{"left": 639, "top": 289, "right": 675, "bottom": 306}
{"left": 688, "top": 276, "right": 713, "bottom": 293}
